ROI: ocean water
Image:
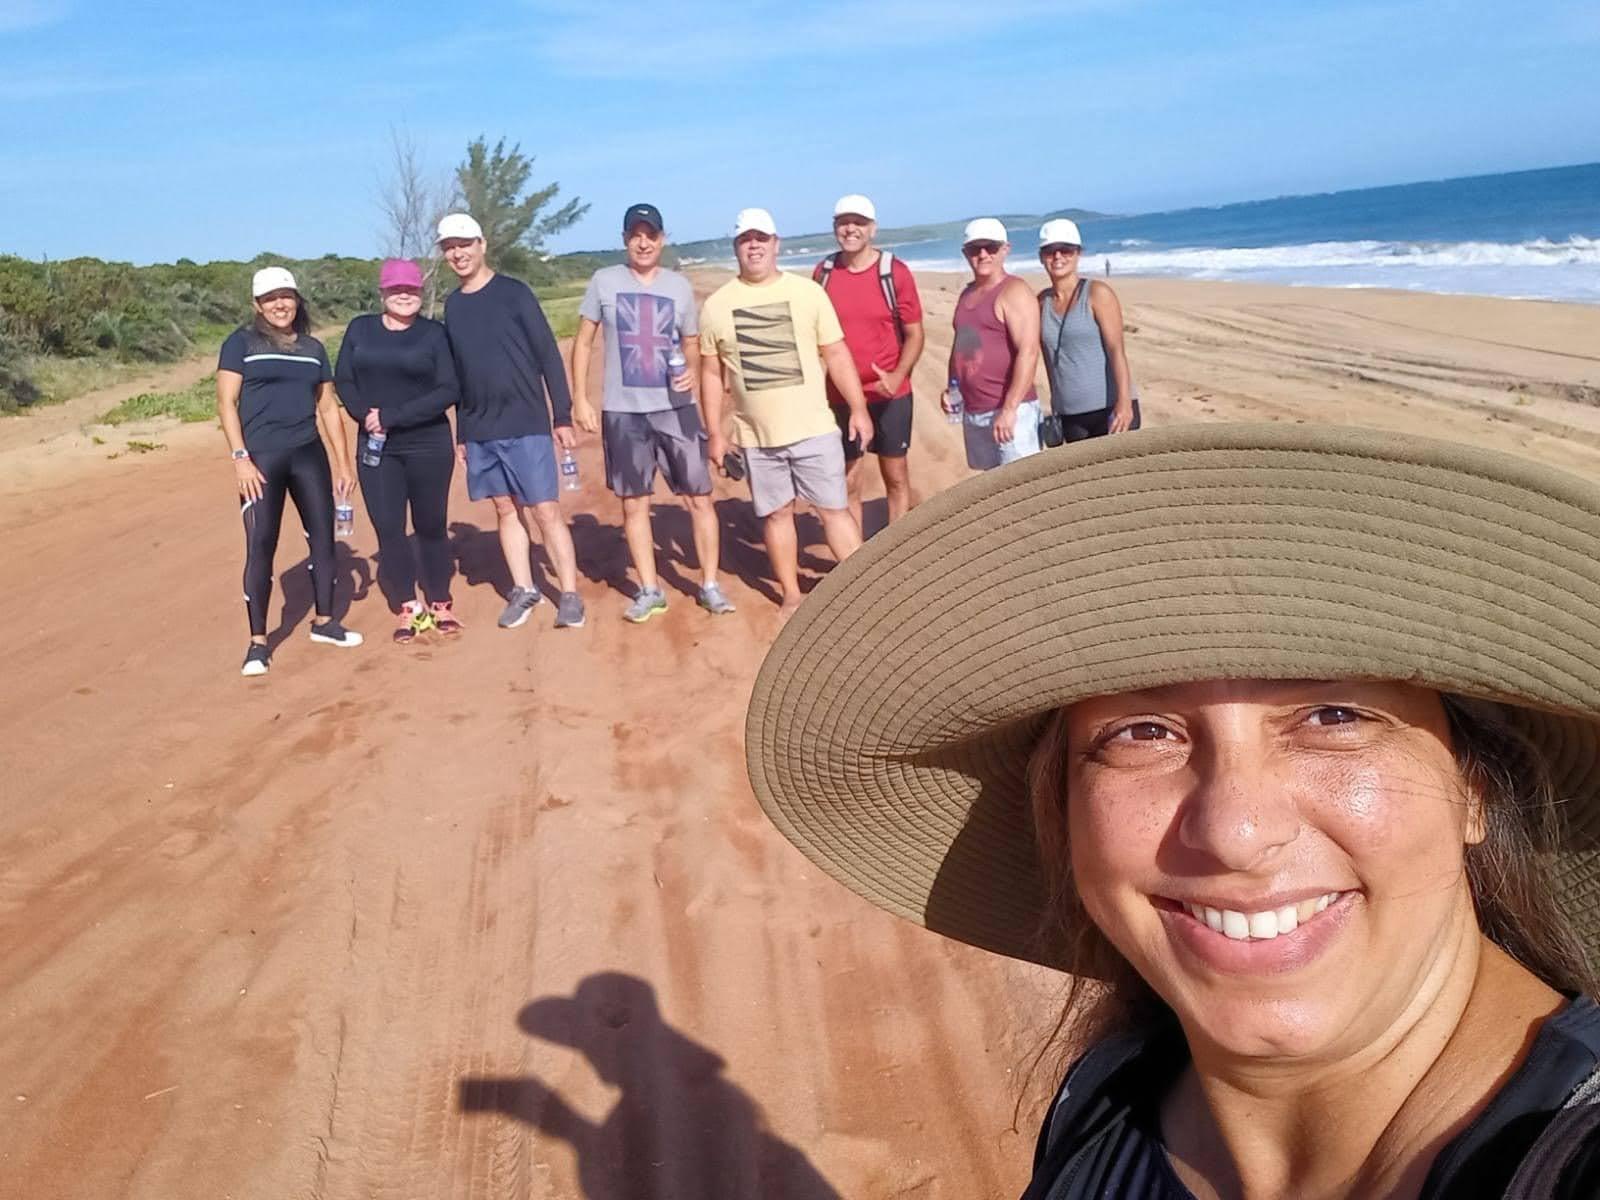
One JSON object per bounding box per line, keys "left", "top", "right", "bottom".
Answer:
{"left": 851, "top": 163, "right": 1600, "bottom": 303}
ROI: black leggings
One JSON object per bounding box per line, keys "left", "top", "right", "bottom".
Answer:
{"left": 358, "top": 445, "right": 454, "bottom": 612}
{"left": 240, "top": 440, "right": 335, "bottom": 637}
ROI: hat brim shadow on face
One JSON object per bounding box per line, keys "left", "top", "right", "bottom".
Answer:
{"left": 745, "top": 422, "right": 1600, "bottom": 973}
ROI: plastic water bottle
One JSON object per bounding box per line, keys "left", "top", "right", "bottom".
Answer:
{"left": 946, "top": 378, "right": 964, "bottom": 424}
{"left": 666, "top": 335, "right": 689, "bottom": 393}
{"left": 334, "top": 502, "right": 355, "bottom": 539}
{"left": 360, "top": 431, "right": 386, "bottom": 468}
{"left": 560, "top": 447, "right": 580, "bottom": 491}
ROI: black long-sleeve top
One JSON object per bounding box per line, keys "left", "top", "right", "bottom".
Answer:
{"left": 335, "top": 314, "right": 458, "bottom": 453}
{"left": 443, "top": 273, "right": 573, "bottom": 443}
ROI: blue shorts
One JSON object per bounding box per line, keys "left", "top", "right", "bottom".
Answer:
{"left": 465, "top": 435, "right": 558, "bottom": 506}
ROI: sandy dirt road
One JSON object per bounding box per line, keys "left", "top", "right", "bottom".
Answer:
{"left": 2, "top": 274, "right": 1599, "bottom": 1199}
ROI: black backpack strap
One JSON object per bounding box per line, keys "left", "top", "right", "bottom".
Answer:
{"left": 815, "top": 252, "right": 838, "bottom": 290}
{"left": 819, "top": 250, "right": 905, "bottom": 347}
{"left": 877, "top": 250, "right": 906, "bottom": 347}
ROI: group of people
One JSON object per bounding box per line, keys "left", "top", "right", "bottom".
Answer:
{"left": 216, "top": 197, "right": 1139, "bottom": 676}
{"left": 212, "top": 189, "right": 1600, "bottom": 1195}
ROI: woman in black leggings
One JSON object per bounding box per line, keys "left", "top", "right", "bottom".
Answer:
{"left": 335, "top": 258, "right": 461, "bottom": 644}
{"left": 218, "top": 266, "right": 361, "bottom": 677}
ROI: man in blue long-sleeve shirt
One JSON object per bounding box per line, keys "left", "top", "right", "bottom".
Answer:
{"left": 438, "top": 213, "right": 585, "bottom": 629}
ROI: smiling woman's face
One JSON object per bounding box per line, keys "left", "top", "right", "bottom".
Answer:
{"left": 253, "top": 288, "right": 298, "bottom": 330}
{"left": 1063, "top": 678, "right": 1485, "bottom": 1064}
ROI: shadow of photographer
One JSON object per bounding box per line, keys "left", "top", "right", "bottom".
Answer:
{"left": 458, "top": 972, "right": 841, "bottom": 1200}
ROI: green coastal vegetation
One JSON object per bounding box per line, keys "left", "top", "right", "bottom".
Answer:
{"left": 0, "top": 134, "right": 604, "bottom": 418}
{"left": 0, "top": 255, "right": 598, "bottom": 420}
{"left": 663, "top": 208, "right": 1111, "bottom": 263}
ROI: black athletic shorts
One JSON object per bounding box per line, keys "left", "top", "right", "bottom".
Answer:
{"left": 1041, "top": 397, "right": 1143, "bottom": 445}
{"left": 833, "top": 393, "right": 913, "bottom": 461}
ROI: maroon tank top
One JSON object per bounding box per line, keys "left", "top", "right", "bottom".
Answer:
{"left": 952, "top": 276, "right": 1037, "bottom": 414}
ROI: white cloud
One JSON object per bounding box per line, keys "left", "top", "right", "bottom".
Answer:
{"left": 0, "top": 69, "right": 135, "bottom": 101}
{"left": 0, "top": 0, "right": 71, "bottom": 34}
{"left": 0, "top": 60, "right": 225, "bottom": 102}
{"left": 519, "top": 0, "right": 1144, "bottom": 79}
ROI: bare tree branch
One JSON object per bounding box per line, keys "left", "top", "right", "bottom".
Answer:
{"left": 376, "top": 125, "right": 459, "bottom": 314}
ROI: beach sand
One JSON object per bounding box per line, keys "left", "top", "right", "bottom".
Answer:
{"left": 1, "top": 274, "right": 1598, "bottom": 1199}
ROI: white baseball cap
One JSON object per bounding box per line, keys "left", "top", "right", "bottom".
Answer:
{"left": 962, "top": 217, "right": 1008, "bottom": 246}
{"left": 733, "top": 207, "right": 779, "bottom": 237}
{"left": 436, "top": 212, "right": 485, "bottom": 243}
{"left": 1039, "top": 218, "right": 1083, "bottom": 247}
{"left": 251, "top": 266, "right": 298, "bottom": 298}
{"left": 833, "top": 194, "right": 876, "bottom": 221}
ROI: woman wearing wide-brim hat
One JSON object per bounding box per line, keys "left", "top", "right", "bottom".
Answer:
{"left": 747, "top": 423, "right": 1600, "bottom": 1199}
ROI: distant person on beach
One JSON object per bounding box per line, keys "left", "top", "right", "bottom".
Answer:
{"left": 699, "top": 207, "right": 872, "bottom": 618}
{"left": 218, "top": 266, "right": 362, "bottom": 677}
{"left": 336, "top": 258, "right": 462, "bottom": 644}
{"left": 749, "top": 424, "right": 1600, "bottom": 1200}
{"left": 812, "top": 194, "right": 925, "bottom": 531}
{"left": 944, "top": 218, "right": 1042, "bottom": 470}
{"left": 1036, "top": 219, "right": 1138, "bottom": 445}
{"left": 436, "top": 212, "right": 585, "bottom": 631}
{"left": 570, "top": 204, "right": 735, "bottom": 622}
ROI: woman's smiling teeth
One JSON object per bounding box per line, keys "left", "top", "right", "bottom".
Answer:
{"left": 1177, "top": 892, "right": 1343, "bottom": 940}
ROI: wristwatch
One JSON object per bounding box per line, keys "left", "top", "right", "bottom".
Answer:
{"left": 231, "top": 449, "right": 250, "bottom": 461}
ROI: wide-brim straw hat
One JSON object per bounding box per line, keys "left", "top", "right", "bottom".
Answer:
{"left": 745, "top": 423, "right": 1600, "bottom": 971}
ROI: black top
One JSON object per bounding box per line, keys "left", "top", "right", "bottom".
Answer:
{"left": 442, "top": 273, "right": 573, "bottom": 443}
{"left": 1024, "top": 997, "right": 1600, "bottom": 1200}
{"left": 217, "top": 326, "right": 332, "bottom": 453}
{"left": 334, "top": 314, "right": 458, "bottom": 453}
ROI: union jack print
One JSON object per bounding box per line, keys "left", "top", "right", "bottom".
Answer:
{"left": 616, "top": 292, "right": 676, "bottom": 389}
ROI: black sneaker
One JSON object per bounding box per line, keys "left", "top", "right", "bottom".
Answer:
{"left": 241, "top": 644, "right": 271, "bottom": 677}
{"left": 309, "top": 620, "right": 364, "bottom": 648}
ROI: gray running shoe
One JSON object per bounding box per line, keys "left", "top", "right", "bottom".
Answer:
{"left": 498, "top": 586, "right": 542, "bottom": 629}
{"left": 697, "top": 582, "right": 737, "bottom": 616}
{"left": 554, "top": 591, "right": 586, "bottom": 629}
{"left": 623, "top": 586, "right": 668, "bottom": 624}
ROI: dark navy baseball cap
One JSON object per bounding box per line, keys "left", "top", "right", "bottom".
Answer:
{"left": 623, "top": 203, "right": 664, "bottom": 234}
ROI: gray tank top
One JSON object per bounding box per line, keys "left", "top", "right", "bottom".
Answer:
{"left": 1040, "top": 281, "right": 1115, "bottom": 416}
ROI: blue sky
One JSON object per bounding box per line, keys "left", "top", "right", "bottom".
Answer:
{"left": 3, "top": 0, "right": 1597, "bottom": 264}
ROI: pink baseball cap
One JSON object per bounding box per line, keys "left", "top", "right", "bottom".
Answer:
{"left": 379, "top": 258, "right": 424, "bottom": 290}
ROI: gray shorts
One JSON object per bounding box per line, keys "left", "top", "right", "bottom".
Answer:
{"left": 962, "top": 399, "right": 1043, "bottom": 471}
{"left": 743, "top": 432, "right": 848, "bottom": 518}
{"left": 601, "top": 406, "right": 711, "bottom": 498}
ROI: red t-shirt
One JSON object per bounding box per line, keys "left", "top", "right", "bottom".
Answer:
{"left": 813, "top": 253, "right": 923, "bottom": 405}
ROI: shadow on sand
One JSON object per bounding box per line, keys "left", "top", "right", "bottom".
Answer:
{"left": 447, "top": 492, "right": 845, "bottom": 612}
{"left": 267, "top": 541, "right": 373, "bottom": 652}
{"left": 457, "top": 972, "right": 842, "bottom": 1200}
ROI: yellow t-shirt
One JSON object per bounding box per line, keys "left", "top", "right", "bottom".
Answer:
{"left": 699, "top": 272, "right": 845, "bottom": 449}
